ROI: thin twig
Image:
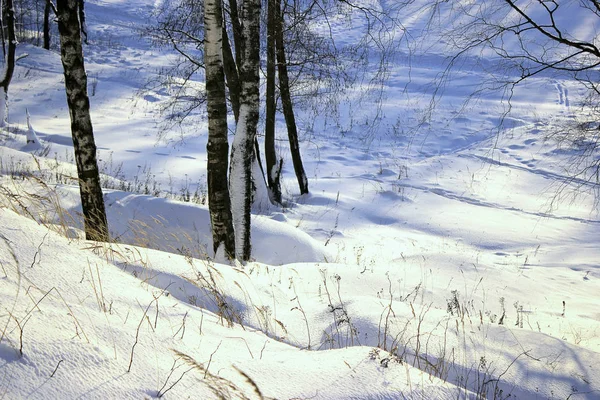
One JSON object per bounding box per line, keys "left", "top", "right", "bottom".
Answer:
{"left": 204, "top": 341, "right": 222, "bottom": 379}
{"left": 50, "top": 359, "right": 63, "bottom": 378}
{"left": 128, "top": 290, "right": 167, "bottom": 372}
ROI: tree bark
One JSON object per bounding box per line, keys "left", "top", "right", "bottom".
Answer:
{"left": 274, "top": 0, "right": 308, "bottom": 195}
{"left": 43, "top": 0, "right": 56, "bottom": 50}
{"left": 221, "top": 23, "right": 240, "bottom": 122}
{"left": 56, "top": 0, "right": 109, "bottom": 242}
{"left": 224, "top": 0, "right": 268, "bottom": 208}
{"left": 227, "top": 0, "right": 243, "bottom": 70}
{"left": 77, "top": 0, "right": 88, "bottom": 44}
{"left": 223, "top": 2, "right": 266, "bottom": 192}
{"left": 205, "top": 0, "right": 236, "bottom": 259}
{"left": 0, "top": 3, "right": 6, "bottom": 58}
{"left": 265, "top": 0, "right": 282, "bottom": 204}
{"left": 0, "top": 0, "right": 16, "bottom": 127}
{"left": 230, "top": 0, "right": 261, "bottom": 261}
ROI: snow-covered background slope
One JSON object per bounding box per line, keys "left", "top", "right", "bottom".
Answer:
{"left": 1, "top": 0, "right": 599, "bottom": 398}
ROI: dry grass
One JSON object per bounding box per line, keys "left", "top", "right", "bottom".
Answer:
{"left": 0, "top": 153, "right": 525, "bottom": 400}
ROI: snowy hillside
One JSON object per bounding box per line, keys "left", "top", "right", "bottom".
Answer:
{"left": 1, "top": 0, "right": 599, "bottom": 398}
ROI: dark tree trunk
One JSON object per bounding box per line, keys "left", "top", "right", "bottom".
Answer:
{"left": 0, "top": 0, "right": 16, "bottom": 126}
{"left": 265, "top": 0, "right": 282, "bottom": 203}
{"left": 43, "top": 0, "right": 56, "bottom": 50}
{"left": 223, "top": 3, "right": 265, "bottom": 179}
{"left": 205, "top": 0, "right": 236, "bottom": 259}
{"left": 56, "top": 0, "right": 109, "bottom": 242}
{"left": 44, "top": 1, "right": 51, "bottom": 50}
{"left": 274, "top": 0, "right": 308, "bottom": 195}
{"left": 227, "top": 0, "right": 243, "bottom": 70}
{"left": 0, "top": 0, "right": 16, "bottom": 88}
{"left": 77, "top": 0, "right": 87, "bottom": 44}
{"left": 230, "top": 0, "right": 261, "bottom": 261}
{"left": 222, "top": 23, "right": 240, "bottom": 122}
{"left": 0, "top": 3, "right": 6, "bottom": 57}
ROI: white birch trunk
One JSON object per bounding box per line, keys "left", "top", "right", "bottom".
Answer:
{"left": 230, "top": 107, "right": 248, "bottom": 259}
{"left": 205, "top": 0, "right": 236, "bottom": 259}
{"left": 57, "top": 0, "right": 109, "bottom": 242}
{"left": 229, "top": 0, "right": 261, "bottom": 261}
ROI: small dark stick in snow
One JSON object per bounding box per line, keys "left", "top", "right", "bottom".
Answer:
{"left": 26, "top": 109, "right": 40, "bottom": 145}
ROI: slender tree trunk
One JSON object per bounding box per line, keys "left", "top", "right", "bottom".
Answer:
{"left": 225, "top": 0, "right": 270, "bottom": 211}
{"left": 205, "top": 0, "right": 235, "bottom": 259}
{"left": 274, "top": 0, "right": 308, "bottom": 194}
{"left": 43, "top": 0, "right": 55, "bottom": 50}
{"left": 223, "top": 6, "right": 263, "bottom": 162}
{"left": 0, "top": 0, "right": 16, "bottom": 127}
{"left": 56, "top": 0, "right": 109, "bottom": 242}
{"left": 77, "top": 0, "right": 87, "bottom": 44}
{"left": 230, "top": 0, "right": 261, "bottom": 261}
{"left": 265, "top": 0, "right": 282, "bottom": 203}
{"left": 226, "top": 2, "right": 266, "bottom": 154}
{"left": 227, "top": 0, "right": 243, "bottom": 70}
{"left": 0, "top": 2, "right": 6, "bottom": 57}
{"left": 222, "top": 23, "right": 240, "bottom": 122}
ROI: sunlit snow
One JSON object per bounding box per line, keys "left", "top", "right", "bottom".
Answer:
{"left": 1, "top": 0, "right": 599, "bottom": 399}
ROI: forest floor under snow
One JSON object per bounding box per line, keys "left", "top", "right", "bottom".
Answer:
{"left": 1, "top": 0, "right": 600, "bottom": 398}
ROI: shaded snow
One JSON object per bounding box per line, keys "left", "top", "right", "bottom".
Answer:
{"left": 1, "top": 0, "right": 600, "bottom": 398}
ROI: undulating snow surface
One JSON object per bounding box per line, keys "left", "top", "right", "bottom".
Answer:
{"left": 1, "top": 0, "right": 599, "bottom": 398}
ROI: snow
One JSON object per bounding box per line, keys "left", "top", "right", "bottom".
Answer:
{"left": 25, "top": 110, "right": 41, "bottom": 147}
{"left": 1, "top": 0, "right": 600, "bottom": 398}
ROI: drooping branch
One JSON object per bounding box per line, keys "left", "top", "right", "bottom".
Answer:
{"left": 504, "top": 0, "right": 600, "bottom": 59}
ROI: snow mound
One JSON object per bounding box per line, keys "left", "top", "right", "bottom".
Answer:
{"left": 0, "top": 208, "right": 463, "bottom": 399}
{"left": 103, "top": 191, "right": 333, "bottom": 265}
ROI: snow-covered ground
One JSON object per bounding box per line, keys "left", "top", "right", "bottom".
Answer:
{"left": 1, "top": 0, "right": 599, "bottom": 398}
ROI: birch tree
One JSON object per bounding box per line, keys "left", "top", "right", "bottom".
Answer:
{"left": 222, "top": 0, "right": 271, "bottom": 212}
{"left": 274, "top": 0, "right": 308, "bottom": 194}
{"left": 0, "top": 0, "right": 17, "bottom": 127}
{"left": 264, "top": 0, "right": 282, "bottom": 203}
{"left": 229, "top": 0, "right": 261, "bottom": 260}
{"left": 44, "top": 0, "right": 57, "bottom": 50}
{"left": 56, "top": 0, "right": 109, "bottom": 242}
{"left": 204, "top": 0, "right": 236, "bottom": 258}
{"left": 148, "top": 0, "right": 398, "bottom": 260}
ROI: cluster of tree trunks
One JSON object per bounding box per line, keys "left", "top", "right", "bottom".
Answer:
{"left": 1, "top": 0, "right": 308, "bottom": 257}
{"left": 204, "top": 0, "right": 235, "bottom": 259}
{"left": 206, "top": 0, "right": 309, "bottom": 261}
{"left": 12, "top": 0, "right": 599, "bottom": 263}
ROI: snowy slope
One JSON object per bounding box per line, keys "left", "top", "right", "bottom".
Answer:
{"left": 0, "top": 208, "right": 470, "bottom": 399}
{"left": 1, "top": 0, "right": 600, "bottom": 398}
